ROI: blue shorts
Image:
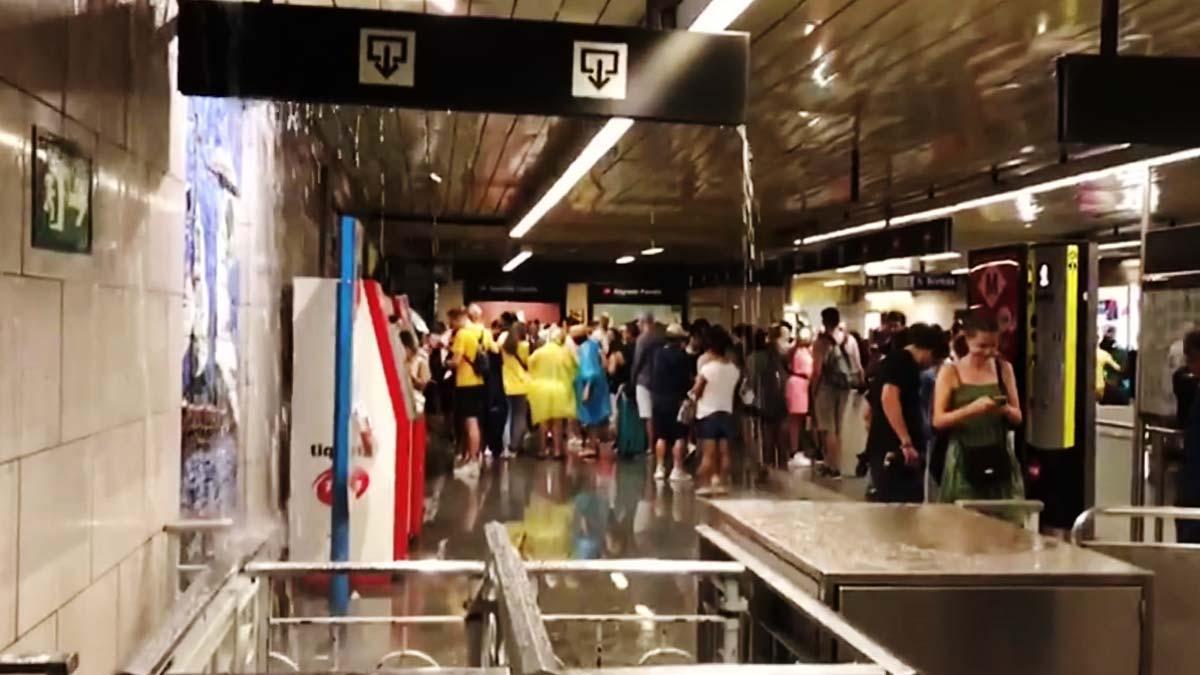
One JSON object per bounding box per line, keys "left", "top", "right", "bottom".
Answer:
{"left": 696, "top": 412, "right": 736, "bottom": 441}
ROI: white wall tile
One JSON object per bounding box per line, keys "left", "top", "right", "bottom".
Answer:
{"left": 92, "top": 421, "right": 147, "bottom": 576}
{"left": 0, "top": 83, "right": 26, "bottom": 275}
{"left": 57, "top": 568, "right": 119, "bottom": 675}
{"left": 0, "top": 461, "right": 18, "bottom": 647}
{"left": 117, "top": 534, "right": 168, "bottom": 664}
{"left": 2, "top": 614, "right": 56, "bottom": 656}
{"left": 61, "top": 282, "right": 101, "bottom": 442}
{"left": 145, "top": 412, "right": 180, "bottom": 536}
{"left": 18, "top": 437, "right": 92, "bottom": 634}
{"left": 0, "top": 276, "right": 63, "bottom": 462}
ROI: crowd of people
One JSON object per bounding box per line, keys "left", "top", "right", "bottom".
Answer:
{"left": 390, "top": 300, "right": 1035, "bottom": 506}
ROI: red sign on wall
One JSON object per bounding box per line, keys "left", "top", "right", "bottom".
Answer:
{"left": 968, "top": 253, "right": 1024, "bottom": 364}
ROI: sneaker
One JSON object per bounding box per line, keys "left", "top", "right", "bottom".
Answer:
{"left": 710, "top": 480, "right": 730, "bottom": 496}
{"left": 669, "top": 467, "right": 691, "bottom": 483}
{"left": 816, "top": 463, "right": 842, "bottom": 480}
{"left": 500, "top": 449, "right": 517, "bottom": 461}
{"left": 653, "top": 464, "right": 667, "bottom": 481}
{"left": 695, "top": 484, "right": 716, "bottom": 497}
{"left": 788, "top": 453, "right": 813, "bottom": 470}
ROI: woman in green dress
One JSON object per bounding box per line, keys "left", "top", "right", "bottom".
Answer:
{"left": 933, "top": 312, "right": 1025, "bottom": 501}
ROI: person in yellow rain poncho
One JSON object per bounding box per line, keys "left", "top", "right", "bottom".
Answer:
{"left": 528, "top": 327, "right": 577, "bottom": 459}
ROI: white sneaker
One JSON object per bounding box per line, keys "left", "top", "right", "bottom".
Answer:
{"left": 500, "top": 449, "right": 517, "bottom": 460}
{"left": 669, "top": 467, "right": 691, "bottom": 483}
{"left": 466, "top": 459, "right": 481, "bottom": 478}
{"left": 788, "top": 453, "right": 813, "bottom": 469}
{"left": 653, "top": 464, "right": 667, "bottom": 481}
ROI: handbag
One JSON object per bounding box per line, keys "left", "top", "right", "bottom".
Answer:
{"left": 958, "top": 357, "right": 1014, "bottom": 487}
{"left": 677, "top": 396, "right": 697, "bottom": 425}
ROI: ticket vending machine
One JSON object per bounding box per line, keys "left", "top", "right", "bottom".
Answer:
{"left": 1024, "top": 243, "right": 1098, "bottom": 529}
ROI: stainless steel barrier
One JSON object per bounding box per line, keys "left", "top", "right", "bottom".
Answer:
{"left": 0, "top": 653, "right": 78, "bottom": 675}
{"left": 954, "top": 499, "right": 1044, "bottom": 532}
{"left": 1072, "top": 506, "right": 1200, "bottom": 675}
{"left": 121, "top": 527, "right": 276, "bottom": 675}
{"left": 482, "top": 523, "right": 561, "bottom": 675}
{"left": 164, "top": 519, "right": 236, "bottom": 597}
{"left": 695, "top": 525, "right": 916, "bottom": 675}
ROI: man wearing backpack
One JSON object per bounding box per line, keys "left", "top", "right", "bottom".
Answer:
{"left": 448, "top": 304, "right": 495, "bottom": 476}
{"left": 811, "top": 307, "right": 864, "bottom": 478}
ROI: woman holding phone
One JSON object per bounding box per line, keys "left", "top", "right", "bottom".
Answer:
{"left": 933, "top": 311, "right": 1024, "bottom": 502}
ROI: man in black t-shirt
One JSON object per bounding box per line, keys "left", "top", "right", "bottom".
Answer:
{"left": 865, "top": 323, "right": 943, "bottom": 503}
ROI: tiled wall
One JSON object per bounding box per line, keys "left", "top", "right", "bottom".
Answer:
{"left": 0, "top": 2, "right": 326, "bottom": 673}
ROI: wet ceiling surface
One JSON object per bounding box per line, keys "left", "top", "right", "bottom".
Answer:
{"left": 287, "top": 0, "right": 1200, "bottom": 266}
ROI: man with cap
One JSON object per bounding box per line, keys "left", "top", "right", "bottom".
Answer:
{"left": 651, "top": 323, "right": 695, "bottom": 482}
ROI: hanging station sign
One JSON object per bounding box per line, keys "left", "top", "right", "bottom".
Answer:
{"left": 177, "top": 0, "right": 749, "bottom": 126}
{"left": 865, "top": 273, "right": 961, "bottom": 292}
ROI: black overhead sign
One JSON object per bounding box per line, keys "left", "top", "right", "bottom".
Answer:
{"left": 177, "top": 0, "right": 750, "bottom": 126}
{"left": 1058, "top": 54, "right": 1200, "bottom": 145}
{"left": 865, "top": 274, "right": 961, "bottom": 292}
{"left": 790, "top": 218, "right": 953, "bottom": 275}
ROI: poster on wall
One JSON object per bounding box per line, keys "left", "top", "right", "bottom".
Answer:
{"left": 31, "top": 127, "right": 92, "bottom": 254}
{"left": 968, "top": 251, "right": 1024, "bottom": 364}
{"left": 181, "top": 98, "right": 243, "bottom": 517}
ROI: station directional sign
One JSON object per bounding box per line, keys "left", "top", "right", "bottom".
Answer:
{"left": 178, "top": 0, "right": 749, "bottom": 126}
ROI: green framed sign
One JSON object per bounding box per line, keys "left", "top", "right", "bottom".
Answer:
{"left": 31, "top": 126, "right": 92, "bottom": 254}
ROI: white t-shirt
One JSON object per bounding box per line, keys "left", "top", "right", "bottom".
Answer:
{"left": 697, "top": 359, "right": 740, "bottom": 419}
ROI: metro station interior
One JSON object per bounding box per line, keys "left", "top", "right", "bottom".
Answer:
{"left": 3, "top": 2, "right": 1200, "bottom": 675}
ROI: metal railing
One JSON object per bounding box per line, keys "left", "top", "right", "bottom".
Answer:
{"left": 0, "top": 653, "right": 78, "bottom": 675}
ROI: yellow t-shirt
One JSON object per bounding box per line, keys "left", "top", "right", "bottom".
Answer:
{"left": 452, "top": 322, "right": 494, "bottom": 388}
{"left": 1096, "top": 347, "right": 1120, "bottom": 396}
{"left": 501, "top": 341, "right": 532, "bottom": 396}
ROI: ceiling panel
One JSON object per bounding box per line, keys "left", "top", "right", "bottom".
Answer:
{"left": 301, "top": 0, "right": 1200, "bottom": 266}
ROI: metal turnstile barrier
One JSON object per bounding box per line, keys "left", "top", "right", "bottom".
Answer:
{"left": 124, "top": 518, "right": 914, "bottom": 675}
{"left": 1072, "top": 506, "right": 1200, "bottom": 675}
{"left": 0, "top": 653, "right": 78, "bottom": 675}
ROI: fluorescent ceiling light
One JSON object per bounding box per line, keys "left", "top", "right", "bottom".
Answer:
{"left": 797, "top": 146, "right": 1200, "bottom": 247}
{"left": 610, "top": 572, "right": 629, "bottom": 590}
{"left": 429, "top": 172, "right": 443, "bottom": 184}
{"left": 836, "top": 265, "right": 862, "bottom": 273}
{"left": 502, "top": 249, "right": 532, "bottom": 272}
{"left": 951, "top": 267, "right": 970, "bottom": 276}
{"left": 864, "top": 257, "right": 912, "bottom": 276}
{"left": 429, "top": 0, "right": 456, "bottom": 12}
{"left": 642, "top": 243, "right": 665, "bottom": 255}
{"left": 823, "top": 279, "right": 848, "bottom": 288}
{"left": 510, "top": 118, "right": 633, "bottom": 238}
{"left": 511, "top": 0, "right": 755, "bottom": 239}
{"left": 919, "top": 252, "right": 961, "bottom": 262}
{"left": 1098, "top": 240, "right": 1140, "bottom": 251}
{"left": 689, "top": 0, "right": 756, "bottom": 33}
{"left": 616, "top": 255, "right": 636, "bottom": 265}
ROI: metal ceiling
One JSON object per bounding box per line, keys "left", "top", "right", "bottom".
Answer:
{"left": 291, "top": 0, "right": 1200, "bottom": 266}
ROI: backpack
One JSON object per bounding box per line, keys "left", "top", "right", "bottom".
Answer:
{"left": 467, "top": 327, "right": 492, "bottom": 382}
{"left": 820, "top": 333, "right": 859, "bottom": 391}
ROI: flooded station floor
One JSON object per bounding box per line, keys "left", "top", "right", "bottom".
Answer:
{"left": 275, "top": 453, "right": 778, "bottom": 671}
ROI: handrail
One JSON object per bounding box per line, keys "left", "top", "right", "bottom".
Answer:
{"left": 483, "top": 522, "right": 560, "bottom": 675}
{"left": 163, "top": 518, "right": 235, "bottom": 534}
{"left": 1145, "top": 424, "right": 1183, "bottom": 437}
{"left": 0, "top": 653, "right": 78, "bottom": 675}
{"left": 120, "top": 528, "right": 275, "bottom": 675}
{"left": 243, "top": 559, "right": 486, "bottom": 577}
{"left": 522, "top": 559, "right": 744, "bottom": 576}
{"left": 1096, "top": 418, "right": 1135, "bottom": 431}
{"left": 1071, "top": 505, "right": 1200, "bottom": 545}
{"left": 696, "top": 525, "right": 917, "bottom": 675}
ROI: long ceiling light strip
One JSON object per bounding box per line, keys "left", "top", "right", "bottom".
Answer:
{"left": 502, "top": 249, "right": 533, "bottom": 272}
{"left": 509, "top": 0, "right": 755, "bottom": 239}
{"left": 798, "top": 146, "right": 1200, "bottom": 247}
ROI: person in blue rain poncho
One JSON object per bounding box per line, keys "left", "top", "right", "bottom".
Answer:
{"left": 572, "top": 324, "right": 612, "bottom": 458}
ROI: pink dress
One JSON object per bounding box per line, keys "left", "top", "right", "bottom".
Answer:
{"left": 785, "top": 346, "right": 813, "bottom": 415}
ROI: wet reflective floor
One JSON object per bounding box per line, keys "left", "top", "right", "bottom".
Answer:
{"left": 275, "top": 454, "right": 773, "bottom": 672}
